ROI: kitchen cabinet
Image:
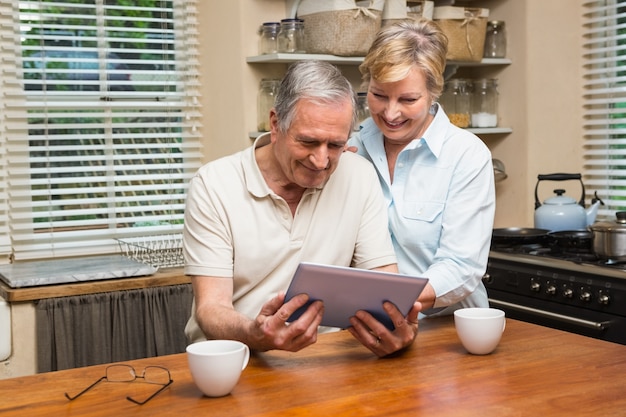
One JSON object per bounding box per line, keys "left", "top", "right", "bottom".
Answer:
{"left": 0, "top": 269, "right": 191, "bottom": 379}
{"left": 246, "top": 54, "right": 512, "bottom": 138}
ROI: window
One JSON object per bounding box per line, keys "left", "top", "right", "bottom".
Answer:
{"left": 583, "top": 0, "right": 626, "bottom": 217}
{"left": 0, "top": 0, "right": 202, "bottom": 260}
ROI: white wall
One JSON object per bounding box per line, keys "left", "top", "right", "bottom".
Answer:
{"left": 0, "top": 302, "right": 37, "bottom": 379}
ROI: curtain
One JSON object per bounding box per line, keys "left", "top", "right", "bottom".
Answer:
{"left": 35, "top": 284, "right": 193, "bottom": 372}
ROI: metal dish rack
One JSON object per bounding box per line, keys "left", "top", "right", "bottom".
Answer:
{"left": 116, "top": 234, "right": 184, "bottom": 269}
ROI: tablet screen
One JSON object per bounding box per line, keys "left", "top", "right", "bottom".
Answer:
{"left": 284, "top": 262, "right": 429, "bottom": 330}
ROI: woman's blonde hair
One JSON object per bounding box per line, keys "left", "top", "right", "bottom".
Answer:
{"left": 359, "top": 19, "right": 448, "bottom": 100}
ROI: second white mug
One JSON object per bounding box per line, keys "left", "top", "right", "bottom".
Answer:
{"left": 454, "top": 307, "right": 506, "bottom": 355}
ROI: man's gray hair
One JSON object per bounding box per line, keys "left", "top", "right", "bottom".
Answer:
{"left": 274, "top": 60, "right": 357, "bottom": 133}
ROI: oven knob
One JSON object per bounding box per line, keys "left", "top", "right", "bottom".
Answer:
{"left": 546, "top": 284, "right": 557, "bottom": 295}
{"left": 563, "top": 287, "right": 573, "bottom": 299}
{"left": 580, "top": 290, "right": 592, "bottom": 302}
{"left": 598, "top": 292, "right": 610, "bottom": 305}
{"left": 530, "top": 280, "right": 540, "bottom": 292}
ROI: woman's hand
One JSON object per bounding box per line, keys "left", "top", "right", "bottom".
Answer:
{"left": 347, "top": 301, "right": 422, "bottom": 357}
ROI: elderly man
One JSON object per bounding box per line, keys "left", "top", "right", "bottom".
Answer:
{"left": 184, "top": 60, "right": 421, "bottom": 357}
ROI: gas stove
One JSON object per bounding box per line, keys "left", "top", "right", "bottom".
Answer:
{"left": 485, "top": 243, "right": 626, "bottom": 345}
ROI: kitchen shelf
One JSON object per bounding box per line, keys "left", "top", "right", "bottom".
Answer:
{"left": 248, "top": 127, "right": 513, "bottom": 139}
{"left": 247, "top": 53, "right": 364, "bottom": 65}
{"left": 467, "top": 127, "right": 513, "bottom": 135}
{"left": 247, "top": 54, "right": 512, "bottom": 67}
{"left": 247, "top": 54, "right": 513, "bottom": 139}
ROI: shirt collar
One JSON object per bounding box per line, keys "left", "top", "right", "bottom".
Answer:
{"left": 243, "top": 132, "right": 272, "bottom": 198}
{"left": 418, "top": 103, "right": 448, "bottom": 159}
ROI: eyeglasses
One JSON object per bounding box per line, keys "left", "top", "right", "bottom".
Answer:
{"left": 64, "top": 364, "right": 173, "bottom": 405}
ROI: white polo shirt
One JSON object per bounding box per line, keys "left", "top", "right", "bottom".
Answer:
{"left": 184, "top": 134, "right": 396, "bottom": 342}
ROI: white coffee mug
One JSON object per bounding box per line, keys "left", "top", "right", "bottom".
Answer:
{"left": 454, "top": 307, "right": 506, "bottom": 355}
{"left": 186, "top": 340, "right": 250, "bottom": 397}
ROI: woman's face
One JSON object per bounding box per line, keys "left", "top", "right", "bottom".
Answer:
{"left": 367, "top": 66, "right": 434, "bottom": 145}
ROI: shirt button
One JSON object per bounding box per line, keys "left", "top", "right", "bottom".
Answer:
{"left": 398, "top": 162, "right": 404, "bottom": 168}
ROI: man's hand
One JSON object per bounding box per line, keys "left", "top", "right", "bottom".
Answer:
{"left": 347, "top": 301, "right": 422, "bottom": 357}
{"left": 252, "top": 292, "right": 324, "bottom": 352}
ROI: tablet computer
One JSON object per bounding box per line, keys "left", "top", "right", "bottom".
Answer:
{"left": 284, "top": 262, "right": 429, "bottom": 330}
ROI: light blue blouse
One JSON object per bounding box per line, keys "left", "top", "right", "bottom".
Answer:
{"left": 348, "top": 104, "right": 495, "bottom": 314}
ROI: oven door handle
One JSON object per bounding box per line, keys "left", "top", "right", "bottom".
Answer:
{"left": 489, "top": 299, "right": 611, "bottom": 331}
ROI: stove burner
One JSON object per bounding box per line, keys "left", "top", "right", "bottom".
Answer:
{"left": 490, "top": 240, "right": 624, "bottom": 268}
{"left": 603, "top": 258, "right": 626, "bottom": 267}
{"left": 527, "top": 247, "right": 552, "bottom": 256}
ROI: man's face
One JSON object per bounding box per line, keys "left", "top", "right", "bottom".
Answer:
{"left": 270, "top": 98, "right": 353, "bottom": 189}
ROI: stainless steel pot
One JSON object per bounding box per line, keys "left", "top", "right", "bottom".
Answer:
{"left": 589, "top": 212, "right": 626, "bottom": 260}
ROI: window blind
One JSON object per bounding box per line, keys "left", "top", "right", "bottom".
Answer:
{"left": 583, "top": 0, "right": 626, "bottom": 217}
{"left": 0, "top": 0, "right": 202, "bottom": 260}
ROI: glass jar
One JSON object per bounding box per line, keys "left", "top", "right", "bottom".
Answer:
{"left": 258, "top": 22, "right": 280, "bottom": 55}
{"left": 257, "top": 78, "right": 281, "bottom": 132}
{"left": 440, "top": 79, "right": 471, "bottom": 128}
{"left": 483, "top": 21, "right": 507, "bottom": 58}
{"left": 471, "top": 78, "right": 499, "bottom": 128}
{"left": 355, "top": 92, "right": 370, "bottom": 128}
{"left": 277, "top": 18, "right": 305, "bottom": 54}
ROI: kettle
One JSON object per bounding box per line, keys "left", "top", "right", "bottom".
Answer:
{"left": 533, "top": 173, "right": 604, "bottom": 232}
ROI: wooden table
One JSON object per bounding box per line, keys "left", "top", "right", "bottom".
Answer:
{"left": 1, "top": 317, "right": 625, "bottom": 416}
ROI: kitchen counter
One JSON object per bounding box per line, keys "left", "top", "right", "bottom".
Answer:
{"left": 0, "top": 267, "right": 189, "bottom": 302}
{"left": 1, "top": 317, "right": 624, "bottom": 416}
{"left": 0, "top": 266, "right": 191, "bottom": 379}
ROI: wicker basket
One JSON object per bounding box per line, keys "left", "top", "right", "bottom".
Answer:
{"left": 382, "top": 0, "right": 434, "bottom": 27}
{"left": 296, "top": 0, "right": 384, "bottom": 57}
{"left": 298, "top": 9, "right": 382, "bottom": 56}
{"left": 433, "top": 6, "right": 489, "bottom": 62}
{"left": 117, "top": 234, "right": 184, "bottom": 269}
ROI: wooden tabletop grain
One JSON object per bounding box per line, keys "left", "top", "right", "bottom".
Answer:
{"left": 1, "top": 316, "right": 624, "bottom": 417}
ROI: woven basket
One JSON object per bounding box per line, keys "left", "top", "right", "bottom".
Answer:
{"left": 382, "top": 0, "right": 434, "bottom": 27}
{"left": 434, "top": 7, "right": 489, "bottom": 62}
{"left": 299, "top": 9, "right": 382, "bottom": 56}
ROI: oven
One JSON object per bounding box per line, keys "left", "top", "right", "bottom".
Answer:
{"left": 484, "top": 241, "right": 626, "bottom": 345}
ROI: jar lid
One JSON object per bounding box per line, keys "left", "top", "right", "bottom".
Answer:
{"left": 259, "top": 21, "right": 280, "bottom": 34}
{"left": 260, "top": 78, "right": 281, "bottom": 86}
{"left": 474, "top": 78, "right": 498, "bottom": 88}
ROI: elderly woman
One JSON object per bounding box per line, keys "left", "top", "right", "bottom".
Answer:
{"left": 349, "top": 19, "right": 496, "bottom": 316}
